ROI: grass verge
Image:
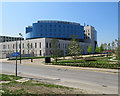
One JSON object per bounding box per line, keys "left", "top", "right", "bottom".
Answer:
{"left": 8, "top": 56, "right": 45, "bottom": 60}
{"left": 1, "top": 74, "right": 81, "bottom": 95}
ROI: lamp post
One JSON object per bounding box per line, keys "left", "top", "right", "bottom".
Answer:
{"left": 16, "top": 39, "right": 18, "bottom": 77}
{"left": 19, "top": 33, "right": 23, "bottom": 64}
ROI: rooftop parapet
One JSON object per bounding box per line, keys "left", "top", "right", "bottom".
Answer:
{"left": 37, "top": 20, "right": 80, "bottom": 26}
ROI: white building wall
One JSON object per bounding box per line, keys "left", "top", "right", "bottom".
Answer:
{"left": 84, "top": 26, "right": 96, "bottom": 53}
{"left": 0, "top": 38, "right": 92, "bottom": 58}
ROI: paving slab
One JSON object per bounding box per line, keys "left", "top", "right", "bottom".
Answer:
{"left": 0, "top": 81, "right": 11, "bottom": 84}
{"left": 15, "top": 78, "right": 30, "bottom": 83}
{"left": 0, "top": 90, "right": 4, "bottom": 93}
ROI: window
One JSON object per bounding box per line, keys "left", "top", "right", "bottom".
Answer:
{"left": 59, "top": 29, "right": 61, "bottom": 32}
{"left": 35, "top": 43, "right": 37, "bottom": 48}
{"left": 13, "top": 44, "right": 14, "bottom": 49}
{"left": 31, "top": 43, "right": 32, "bottom": 48}
{"left": 23, "top": 50, "right": 24, "bottom": 54}
{"left": 45, "top": 25, "right": 47, "bottom": 27}
{"left": 3, "top": 45, "right": 6, "bottom": 49}
{"left": 46, "top": 42, "right": 48, "bottom": 48}
{"left": 65, "top": 44, "right": 67, "bottom": 48}
{"left": 45, "top": 29, "right": 47, "bottom": 31}
{"left": 39, "top": 42, "right": 41, "bottom": 48}
{"left": 40, "top": 50, "right": 42, "bottom": 56}
{"left": 41, "top": 29, "right": 43, "bottom": 32}
{"left": 41, "top": 25, "right": 43, "bottom": 27}
{"left": 88, "top": 33, "right": 90, "bottom": 35}
{"left": 50, "top": 29, "right": 52, "bottom": 31}
{"left": 19, "top": 44, "right": 21, "bottom": 49}
{"left": 59, "top": 25, "right": 61, "bottom": 27}
{"left": 23, "top": 43, "right": 24, "bottom": 48}
{"left": 8, "top": 45, "right": 9, "bottom": 49}
{"left": 46, "top": 50, "right": 48, "bottom": 55}
{"left": 50, "top": 25, "right": 52, "bottom": 27}
{"left": 54, "top": 25, "right": 56, "bottom": 27}
{"left": 59, "top": 43, "right": 60, "bottom": 48}
{"left": 40, "top": 34, "right": 42, "bottom": 36}
{"left": 49, "top": 43, "right": 51, "bottom": 48}
{"left": 74, "top": 26, "right": 76, "bottom": 30}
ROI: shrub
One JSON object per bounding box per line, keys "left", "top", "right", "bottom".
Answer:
{"left": 84, "top": 57, "right": 96, "bottom": 61}
{"left": 51, "top": 62, "right": 118, "bottom": 69}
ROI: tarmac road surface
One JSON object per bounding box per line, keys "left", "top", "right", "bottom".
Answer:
{"left": 1, "top": 62, "right": 118, "bottom": 94}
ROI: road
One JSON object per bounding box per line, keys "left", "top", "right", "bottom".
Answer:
{"left": 1, "top": 62, "right": 118, "bottom": 94}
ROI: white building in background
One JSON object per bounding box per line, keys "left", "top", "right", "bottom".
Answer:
{"left": 0, "top": 35, "right": 24, "bottom": 42}
{"left": 0, "top": 38, "right": 91, "bottom": 58}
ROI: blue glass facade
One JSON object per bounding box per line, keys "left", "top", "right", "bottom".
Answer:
{"left": 26, "top": 20, "right": 84, "bottom": 40}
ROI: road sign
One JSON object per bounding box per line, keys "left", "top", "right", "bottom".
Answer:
{"left": 12, "top": 52, "right": 20, "bottom": 57}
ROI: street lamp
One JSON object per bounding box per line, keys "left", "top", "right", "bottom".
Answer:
{"left": 19, "top": 33, "right": 23, "bottom": 64}
{"left": 16, "top": 39, "right": 18, "bottom": 77}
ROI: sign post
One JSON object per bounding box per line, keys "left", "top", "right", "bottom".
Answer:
{"left": 12, "top": 52, "right": 20, "bottom": 77}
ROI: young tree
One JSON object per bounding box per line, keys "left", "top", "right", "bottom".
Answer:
{"left": 99, "top": 44, "right": 104, "bottom": 53}
{"left": 115, "top": 39, "right": 120, "bottom": 59}
{"left": 87, "top": 44, "right": 93, "bottom": 54}
{"left": 111, "top": 41, "right": 115, "bottom": 50}
{"left": 103, "top": 43, "right": 107, "bottom": 51}
{"left": 118, "top": 40, "right": 120, "bottom": 59}
{"left": 50, "top": 38, "right": 63, "bottom": 62}
{"left": 95, "top": 46, "right": 99, "bottom": 53}
{"left": 108, "top": 43, "right": 111, "bottom": 51}
{"left": 67, "top": 36, "right": 81, "bottom": 62}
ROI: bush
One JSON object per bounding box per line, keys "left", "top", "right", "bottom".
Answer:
{"left": 76, "top": 57, "right": 83, "bottom": 59}
{"left": 51, "top": 62, "right": 118, "bottom": 69}
{"left": 99, "top": 55, "right": 105, "bottom": 57}
{"left": 84, "top": 57, "right": 96, "bottom": 61}
{"left": 52, "top": 59, "right": 85, "bottom": 63}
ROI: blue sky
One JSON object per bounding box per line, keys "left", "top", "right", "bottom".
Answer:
{"left": 2, "top": 2, "right": 118, "bottom": 46}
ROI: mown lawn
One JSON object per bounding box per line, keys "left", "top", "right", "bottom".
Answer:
{"left": 51, "top": 56, "right": 118, "bottom": 69}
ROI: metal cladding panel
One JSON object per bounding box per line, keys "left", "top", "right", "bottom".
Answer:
{"left": 26, "top": 27, "right": 32, "bottom": 33}
{"left": 26, "top": 21, "right": 84, "bottom": 40}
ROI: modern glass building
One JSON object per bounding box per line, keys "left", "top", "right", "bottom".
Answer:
{"left": 26, "top": 20, "right": 84, "bottom": 41}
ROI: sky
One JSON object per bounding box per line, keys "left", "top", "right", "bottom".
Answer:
{"left": 1, "top": 2, "right": 118, "bottom": 46}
